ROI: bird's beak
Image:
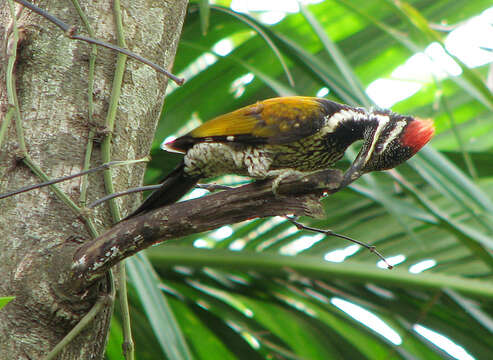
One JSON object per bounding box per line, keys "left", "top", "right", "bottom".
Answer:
{"left": 340, "top": 148, "right": 368, "bottom": 188}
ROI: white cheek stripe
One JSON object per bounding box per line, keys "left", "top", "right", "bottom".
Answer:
{"left": 364, "top": 114, "right": 390, "bottom": 164}
{"left": 380, "top": 120, "right": 407, "bottom": 153}
{"left": 321, "top": 109, "right": 368, "bottom": 135}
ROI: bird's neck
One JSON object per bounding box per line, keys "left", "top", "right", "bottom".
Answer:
{"left": 324, "top": 108, "right": 378, "bottom": 149}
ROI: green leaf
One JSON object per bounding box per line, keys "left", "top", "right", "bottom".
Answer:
{"left": 134, "top": 2, "right": 493, "bottom": 358}
{"left": 299, "top": 3, "right": 371, "bottom": 106}
{"left": 126, "top": 254, "right": 193, "bottom": 360}
{"left": 211, "top": 5, "right": 295, "bottom": 87}
{"left": 0, "top": 296, "right": 14, "bottom": 310}
{"left": 105, "top": 316, "right": 124, "bottom": 360}
{"left": 148, "top": 246, "right": 493, "bottom": 299}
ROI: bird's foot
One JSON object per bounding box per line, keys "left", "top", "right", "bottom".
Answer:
{"left": 269, "top": 169, "right": 309, "bottom": 196}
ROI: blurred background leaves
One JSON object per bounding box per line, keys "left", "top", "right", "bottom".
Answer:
{"left": 108, "top": 0, "right": 493, "bottom": 359}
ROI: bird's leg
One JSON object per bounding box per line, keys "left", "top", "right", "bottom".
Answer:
{"left": 266, "top": 169, "right": 310, "bottom": 195}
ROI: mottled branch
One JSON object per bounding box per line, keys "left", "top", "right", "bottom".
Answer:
{"left": 72, "top": 169, "right": 343, "bottom": 284}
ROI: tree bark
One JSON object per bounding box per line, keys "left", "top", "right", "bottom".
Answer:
{"left": 0, "top": 0, "right": 188, "bottom": 358}
{"left": 73, "top": 169, "right": 343, "bottom": 284}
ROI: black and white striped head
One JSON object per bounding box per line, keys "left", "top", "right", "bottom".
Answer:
{"left": 341, "top": 109, "right": 434, "bottom": 187}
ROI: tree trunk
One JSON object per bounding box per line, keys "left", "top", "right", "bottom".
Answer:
{"left": 0, "top": 0, "right": 187, "bottom": 358}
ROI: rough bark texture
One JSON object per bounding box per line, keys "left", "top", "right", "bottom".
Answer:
{"left": 73, "top": 169, "right": 343, "bottom": 284}
{"left": 0, "top": 0, "right": 188, "bottom": 359}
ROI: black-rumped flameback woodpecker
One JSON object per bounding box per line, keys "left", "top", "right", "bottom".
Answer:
{"left": 127, "top": 96, "right": 434, "bottom": 218}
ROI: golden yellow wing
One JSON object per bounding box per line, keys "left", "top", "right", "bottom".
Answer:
{"left": 167, "top": 96, "right": 345, "bottom": 151}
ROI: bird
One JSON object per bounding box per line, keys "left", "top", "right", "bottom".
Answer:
{"left": 126, "top": 96, "right": 434, "bottom": 219}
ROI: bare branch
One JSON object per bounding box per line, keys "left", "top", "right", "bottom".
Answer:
{"left": 72, "top": 169, "right": 344, "bottom": 284}
{"left": 88, "top": 184, "right": 161, "bottom": 208}
{"left": 286, "top": 217, "right": 393, "bottom": 269}
{"left": 0, "top": 159, "right": 148, "bottom": 200}
{"left": 88, "top": 182, "right": 235, "bottom": 208}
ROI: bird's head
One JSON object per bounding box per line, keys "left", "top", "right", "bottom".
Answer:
{"left": 341, "top": 111, "right": 434, "bottom": 187}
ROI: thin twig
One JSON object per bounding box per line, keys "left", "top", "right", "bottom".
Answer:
{"left": 32, "top": 2, "right": 123, "bottom": 359}
{"left": 108, "top": 2, "right": 134, "bottom": 358}
{"left": 196, "top": 183, "right": 236, "bottom": 192}
{"left": 89, "top": 182, "right": 238, "bottom": 209}
{"left": 6, "top": 0, "right": 24, "bottom": 35}
{"left": 88, "top": 185, "right": 161, "bottom": 208}
{"left": 7, "top": 0, "right": 83, "bottom": 218}
{"left": 285, "top": 216, "right": 393, "bottom": 269}
{"left": 118, "top": 264, "right": 133, "bottom": 359}
{"left": 6, "top": 0, "right": 26, "bottom": 153}
{"left": 13, "top": 0, "right": 184, "bottom": 85}
{"left": 0, "top": 159, "right": 148, "bottom": 200}
{"left": 0, "top": 103, "right": 15, "bottom": 148}
{"left": 69, "top": 0, "right": 99, "bottom": 207}
{"left": 6, "top": 0, "right": 99, "bottom": 237}
{"left": 100, "top": 20, "right": 125, "bottom": 223}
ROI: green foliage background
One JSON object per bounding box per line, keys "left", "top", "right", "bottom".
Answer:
{"left": 107, "top": 1, "right": 493, "bottom": 359}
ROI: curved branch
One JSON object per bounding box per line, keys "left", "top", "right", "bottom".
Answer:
{"left": 72, "top": 169, "right": 344, "bottom": 285}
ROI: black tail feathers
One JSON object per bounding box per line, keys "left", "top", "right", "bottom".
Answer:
{"left": 124, "top": 162, "right": 198, "bottom": 219}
